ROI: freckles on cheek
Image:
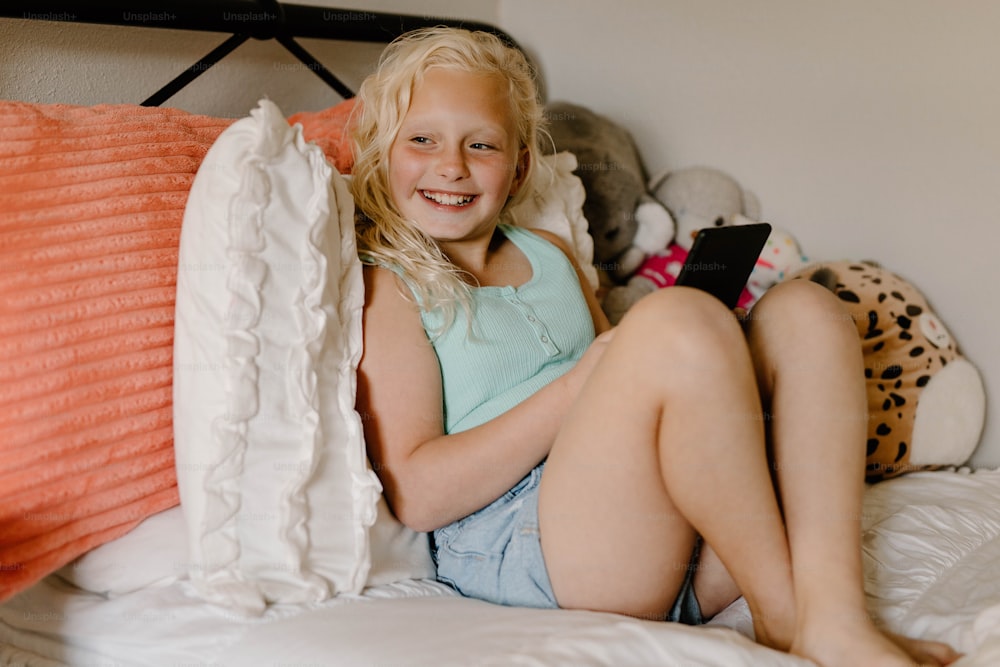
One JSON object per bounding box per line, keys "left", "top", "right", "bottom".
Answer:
{"left": 385, "top": 154, "right": 408, "bottom": 198}
{"left": 388, "top": 147, "right": 417, "bottom": 180}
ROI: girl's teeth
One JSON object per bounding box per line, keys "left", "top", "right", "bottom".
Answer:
{"left": 423, "top": 191, "right": 474, "bottom": 206}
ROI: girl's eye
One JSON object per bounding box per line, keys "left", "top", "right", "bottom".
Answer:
{"left": 410, "top": 136, "right": 431, "bottom": 144}
{"left": 470, "top": 142, "right": 496, "bottom": 151}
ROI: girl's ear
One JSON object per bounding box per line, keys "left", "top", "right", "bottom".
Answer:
{"left": 508, "top": 147, "right": 531, "bottom": 196}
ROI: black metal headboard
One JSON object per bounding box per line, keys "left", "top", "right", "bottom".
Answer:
{"left": 1, "top": 1, "right": 518, "bottom": 106}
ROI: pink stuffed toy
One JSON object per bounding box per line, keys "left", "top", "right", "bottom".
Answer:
{"left": 602, "top": 166, "right": 808, "bottom": 323}
{"left": 603, "top": 217, "right": 807, "bottom": 322}
{"left": 630, "top": 241, "right": 756, "bottom": 309}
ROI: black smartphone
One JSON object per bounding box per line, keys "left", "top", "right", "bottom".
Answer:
{"left": 674, "top": 223, "right": 772, "bottom": 309}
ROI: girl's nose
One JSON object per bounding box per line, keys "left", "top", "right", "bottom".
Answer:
{"left": 436, "top": 145, "right": 470, "bottom": 180}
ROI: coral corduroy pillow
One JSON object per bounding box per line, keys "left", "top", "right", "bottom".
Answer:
{"left": 289, "top": 97, "right": 357, "bottom": 174}
{"left": 0, "top": 99, "right": 355, "bottom": 601}
{"left": 0, "top": 101, "right": 233, "bottom": 601}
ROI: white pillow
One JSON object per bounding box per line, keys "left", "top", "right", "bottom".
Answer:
{"left": 367, "top": 498, "right": 435, "bottom": 587}
{"left": 54, "top": 507, "right": 187, "bottom": 597}
{"left": 53, "top": 501, "right": 435, "bottom": 598}
{"left": 173, "top": 99, "right": 382, "bottom": 614}
{"left": 507, "top": 151, "right": 598, "bottom": 291}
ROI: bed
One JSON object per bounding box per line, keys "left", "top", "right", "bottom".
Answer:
{"left": 2, "top": 469, "right": 1000, "bottom": 666}
{"left": 2, "top": 3, "right": 1000, "bottom": 666}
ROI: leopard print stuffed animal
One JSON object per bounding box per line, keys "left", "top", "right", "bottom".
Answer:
{"left": 792, "top": 260, "right": 986, "bottom": 482}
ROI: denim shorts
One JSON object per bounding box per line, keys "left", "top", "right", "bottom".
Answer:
{"left": 432, "top": 463, "right": 704, "bottom": 625}
{"left": 433, "top": 464, "right": 557, "bottom": 609}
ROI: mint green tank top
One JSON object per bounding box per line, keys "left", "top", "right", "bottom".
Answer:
{"left": 420, "top": 225, "right": 595, "bottom": 434}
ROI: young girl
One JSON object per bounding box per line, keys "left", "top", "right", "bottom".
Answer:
{"left": 350, "top": 27, "right": 959, "bottom": 667}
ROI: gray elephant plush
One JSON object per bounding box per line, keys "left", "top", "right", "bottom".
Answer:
{"left": 543, "top": 101, "right": 673, "bottom": 282}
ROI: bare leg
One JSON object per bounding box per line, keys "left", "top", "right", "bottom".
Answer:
{"left": 538, "top": 284, "right": 959, "bottom": 666}
{"left": 540, "top": 287, "right": 795, "bottom": 635}
{"left": 746, "top": 280, "right": 959, "bottom": 665}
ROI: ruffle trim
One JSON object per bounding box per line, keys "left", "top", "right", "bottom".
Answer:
{"left": 266, "top": 103, "right": 331, "bottom": 604}
{"left": 194, "top": 101, "right": 272, "bottom": 614}
{"left": 289, "top": 113, "right": 381, "bottom": 599}
{"left": 192, "top": 100, "right": 380, "bottom": 613}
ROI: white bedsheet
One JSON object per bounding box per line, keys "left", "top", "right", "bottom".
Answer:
{"left": 862, "top": 469, "right": 1000, "bottom": 660}
{"left": 3, "top": 468, "right": 1000, "bottom": 667}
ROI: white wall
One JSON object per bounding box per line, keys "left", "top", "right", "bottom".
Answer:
{"left": 2, "top": 0, "right": 997, "bottom": 465}
{"left": 498, "top": 0, "right": 1000, "bottom": 466}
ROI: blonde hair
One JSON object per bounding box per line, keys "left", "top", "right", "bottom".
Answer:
{"left": 350, "top": 27, "right": 546, "bottom": 328}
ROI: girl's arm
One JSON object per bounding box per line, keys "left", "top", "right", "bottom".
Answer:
{"left": 357, "top": 253, "right": 612, "bottom": 533}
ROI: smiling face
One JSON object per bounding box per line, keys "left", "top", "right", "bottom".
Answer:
{"left": 388, "top": 67, "right": 528, "bottom": 247}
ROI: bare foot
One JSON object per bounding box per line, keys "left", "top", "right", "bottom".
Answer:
{"left": 886, "top": 632, "right": 963, "bottom": 666}
{"left": 791, "top": 615, "right": 960, "bottom": 667}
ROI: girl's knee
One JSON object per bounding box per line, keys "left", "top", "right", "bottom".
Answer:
{"left": 753, "top": 279, "right": 847, "bottom": 322}
{"left": 749, "top": 279, "right": 860, "bottom": 345}
{"left": 616, "top": 287, "right": 747, "bottom": 366}
{"left": 623, "top": 286, "right": 735, "bottom": 331}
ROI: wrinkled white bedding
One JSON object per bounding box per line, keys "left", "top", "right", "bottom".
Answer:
{"left": 862, "top": 469, "right": 1000, "bottom": 658}
{"left": 3, "top": 468, "right": 1000, "bottom": 667}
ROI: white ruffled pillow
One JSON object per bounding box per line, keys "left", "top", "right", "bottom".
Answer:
{"left": 173, "top": 99, "right": 383, "bottom": 614}
{"left": 507, "top": 151, "right": 597, "bottom": 291}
